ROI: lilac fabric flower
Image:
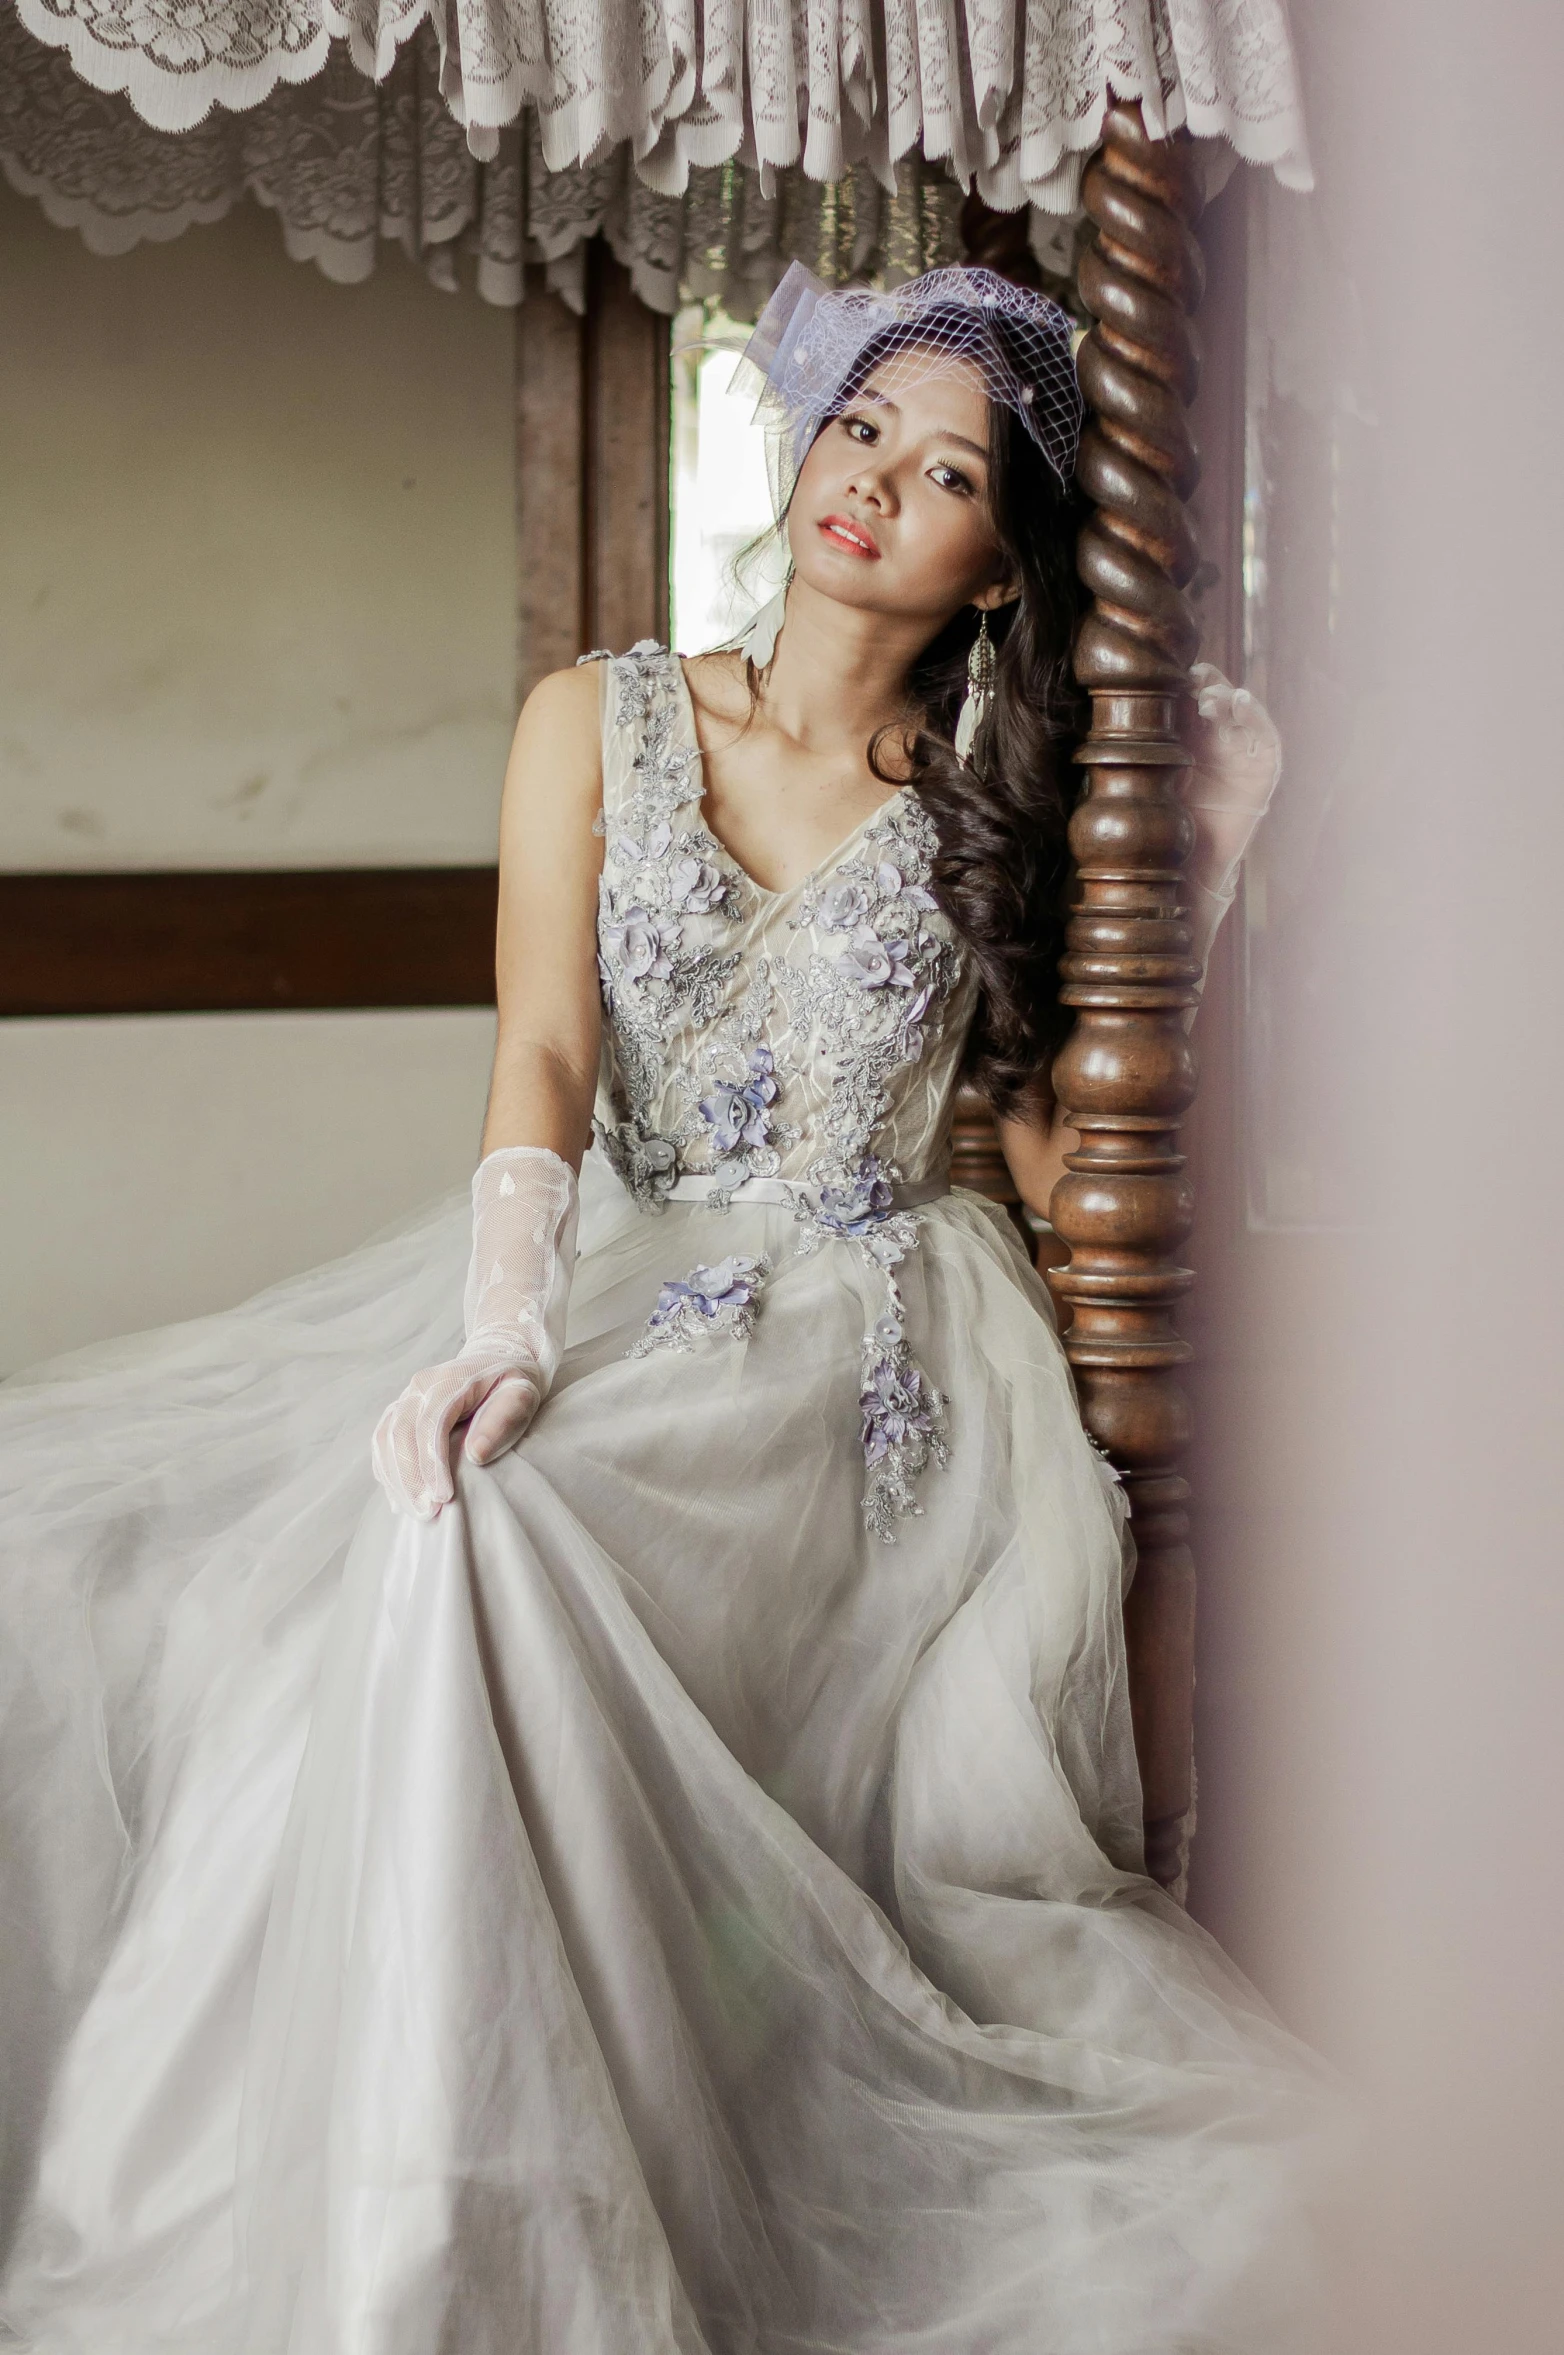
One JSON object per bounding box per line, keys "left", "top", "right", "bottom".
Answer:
{"left": 698, "top": 1047, "right": 779, "bottom": 1158}
{"left": 817, "top": 878, "right": 872, "bottom": 933}
{"left": 874, "top": 856, "right": 938, "bottom": 914}
{"left": 602, "top": 905, "right": 681, "bottom": 983}
{"left": 900, "top": 981, "right": 934, "bottom": 1059}
{"left": 667, "top": 853, "right": 730, "bottom": 915}
{"left": 700, "top": 1089, "right": 754, "bottom": 1156}
{"left": 647, "top": 1256, "right": 765, "bottom": 1329}
{"left": 837, "top": 927, "right": 917, "bottom": 989}
{"left": 816, "top": 1160, "right": 896, "bottom": 1238}
{"left": 860, "top": 1356, "right": 941, "bottom": 1466}
{"left": 637, "top": 1134, "right": 678, "bottom": 1185}
{"left": 597, "top": 1122, "right": 680, "bottom": 1209}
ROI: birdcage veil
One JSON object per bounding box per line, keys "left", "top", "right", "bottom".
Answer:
{"left": 732, "top": 261, "right": 1083, "bottom": 517}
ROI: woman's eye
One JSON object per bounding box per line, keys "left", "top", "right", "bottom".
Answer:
{"left": 840, "top": 413, "right": 878, "bottom": 444}
{"left": 929, "top": 463, "right": 974, "bottom": 495}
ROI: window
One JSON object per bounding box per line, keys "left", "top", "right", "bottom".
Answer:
{"left": 669, "top": 306, "right": 787, "bottom": 655}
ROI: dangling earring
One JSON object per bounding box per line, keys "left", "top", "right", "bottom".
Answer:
{"left": 953, "top": 609, "right": 995, "bottom": 773}
{"left": 739, "top": 583, "right": 788, "bottom": 672}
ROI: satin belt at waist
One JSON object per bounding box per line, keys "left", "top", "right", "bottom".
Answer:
{"left": 663, "top": 1172, "right": 951, "bottom": 1212}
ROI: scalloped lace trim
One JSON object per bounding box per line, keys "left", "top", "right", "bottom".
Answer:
{"left": 0, "top": 15, "right": 977, "bottom": 314}
{"left": 8, "top": 0, "right": 1311, "bottom": 229}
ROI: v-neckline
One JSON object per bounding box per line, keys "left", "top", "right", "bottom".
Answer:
{"left": 672, "top": 655, "right": 909, "bottom": 905}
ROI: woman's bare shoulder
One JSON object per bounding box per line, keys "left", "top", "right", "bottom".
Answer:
{"left": 520, "top": 660, "right": 604, "bottom": 736}
{"left": 507, "top": 661, "right": 602, "bottom": 775}
{"left": 498, "top": 662, "right": 606, "bottom": 841}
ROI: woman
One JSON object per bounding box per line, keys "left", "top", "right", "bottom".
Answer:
{"left": 0, "top": 266, "right": 1330, "bottom": 2353}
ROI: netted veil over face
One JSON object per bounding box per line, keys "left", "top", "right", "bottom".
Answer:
{"left": 733, "top": 261, "right": 1084, "bottom": 516}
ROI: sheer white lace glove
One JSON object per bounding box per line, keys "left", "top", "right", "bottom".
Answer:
{"left": 1179, "top": 662, "right": 1282, "bottom": 1005}
{"left": 372, "top": 1147, "right": 579, "bottom": 1521}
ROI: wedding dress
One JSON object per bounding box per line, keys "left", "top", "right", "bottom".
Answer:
{"left": 0, "top": 644, "right": 1336, "bottom": 2355}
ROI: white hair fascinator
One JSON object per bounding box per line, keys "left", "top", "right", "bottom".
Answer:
{"left": 733, "top": 260, "right": 1083, "bottom": 520}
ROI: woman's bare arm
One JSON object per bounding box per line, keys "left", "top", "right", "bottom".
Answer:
{"left": 996, "top": 1104, "right": 1078, "bottom": 1292}
{"left": 480, "top": 664, "right": 606, "bottom": 1166}
{"left": 996, "top": 1103, "right": 1076, "bottom": 1223}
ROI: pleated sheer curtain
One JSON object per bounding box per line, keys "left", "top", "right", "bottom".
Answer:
{"left": 0, "top": 0, "right": 1310, "bottom": 313}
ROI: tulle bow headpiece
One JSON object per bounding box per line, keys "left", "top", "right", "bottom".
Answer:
{"left": 733, "top": 261, "right": 1083, "bottom": 515}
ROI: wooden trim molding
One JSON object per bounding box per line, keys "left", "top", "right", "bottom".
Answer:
{"left": 1046, "top": 106, "right": 1208, "bottom": 1894}
{"left": 516, "top": 242, "right": 671, "bottom": 703}
{"left": 0, "top": 870, "right": 500, "bottom": 1018}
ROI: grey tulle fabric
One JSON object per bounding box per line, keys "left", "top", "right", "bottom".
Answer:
{"left": 0, "top": 655, "right": 1341, "bottom": 2354}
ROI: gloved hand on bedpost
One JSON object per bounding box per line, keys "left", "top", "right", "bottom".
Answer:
{"left": 372, "top": 1147, "right": 579, "bottom": 1520}
{"left": 1178, "top": 662, "right": 1283, "bottom": 1009}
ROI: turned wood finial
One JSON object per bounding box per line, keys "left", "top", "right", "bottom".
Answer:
{"left": 1048, "top": 104, "right": 1207, "bottom": 1893}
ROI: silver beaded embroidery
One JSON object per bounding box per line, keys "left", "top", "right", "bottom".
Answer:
{"left": 595, "top": 647, "right": 968, "bottom": 1537}
{"left": 782, "top": 805, "right": 959, "bottom": 1538}
{"left": 594, "top": 645, "right": 746, "bottom": 1205}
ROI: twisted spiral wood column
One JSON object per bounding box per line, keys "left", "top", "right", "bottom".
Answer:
{"left": 1046, "top": 106, "right": 1206, "bottom": 1892}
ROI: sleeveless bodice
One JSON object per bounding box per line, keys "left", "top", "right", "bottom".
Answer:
{"left": 590, "top": 643, "right": 979, "bottom": 1217}
{"left": 586, "top": 641, "right": 983, "bottom": 1540}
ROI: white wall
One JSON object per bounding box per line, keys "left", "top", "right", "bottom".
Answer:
{"left": 0, "top": 184, "right": 517, "bottom": 1364}
{"left": 1177, "top": 8, "right": 1564, "bottom": 2351}
{"left": 0, "top": 1012, "right": 496, "bottom": 1372}
{"left": 0, "top": 183, "right": 516, "bottom": 869}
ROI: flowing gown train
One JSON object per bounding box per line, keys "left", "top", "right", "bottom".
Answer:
{"left": 0, "top": 646, "right": 1337, "bottom": 2354}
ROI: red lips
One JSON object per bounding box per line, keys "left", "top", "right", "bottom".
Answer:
{"left": 817, "top": 513, "right": 880, "bottom": 559}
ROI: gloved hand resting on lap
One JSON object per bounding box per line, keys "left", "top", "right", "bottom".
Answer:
{"left": 373, "top": 1145, "right": 578, "bottom": 1520}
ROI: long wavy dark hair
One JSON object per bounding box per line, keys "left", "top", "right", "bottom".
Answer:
{"left": 762, "top": 310, "right": 1087, "bottom": 1116}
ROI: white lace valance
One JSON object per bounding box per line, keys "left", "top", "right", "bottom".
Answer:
{"left": 9, "top": 0, "right": 1312, "bottom": 217}
{"left": 0, "top": 13, "right": 978, "bottom": 313}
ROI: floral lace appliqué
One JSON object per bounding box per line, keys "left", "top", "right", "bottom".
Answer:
{"left": 596, "top": 650, "right": 968, "bottom": 1540}
{"left": 594, "top": 647, "right": 747, "bottom": 1207}
{"left": 631, "top": 1256, "right": 770, "bottom": 1356}
{"left": 598, "top": 1123, "right": 680, "bottom": 1208}
{"left": 784, "top": 808, "right": 959, "bottom": 1538}
{"left": 861, "top": 1312, "right": 950, "bottom": 1536}
{"left": 697, "top": 1044, "right": 781, "bottom": 1179}
{"left": 803, "top": 1155, "right": 950, "bottom": 1540}
{"left": 787, "top": 807, "right": 954, "bottom": 1206}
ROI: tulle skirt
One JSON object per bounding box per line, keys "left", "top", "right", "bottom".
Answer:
{"left": 0, "top": 1149, "right": 1339, "bottom": 2353}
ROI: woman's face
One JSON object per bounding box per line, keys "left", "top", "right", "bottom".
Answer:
{"left": 786, "top": 348, "right": 1011, "bottom": 625}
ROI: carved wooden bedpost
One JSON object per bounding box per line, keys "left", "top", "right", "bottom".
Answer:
{"left": 1046, "top": 105, "right": 1206, "bottom": 1892}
